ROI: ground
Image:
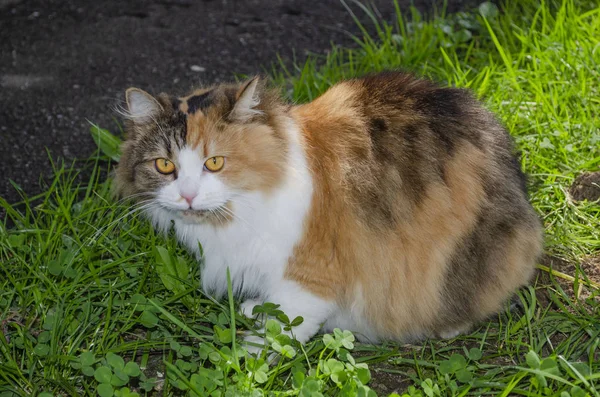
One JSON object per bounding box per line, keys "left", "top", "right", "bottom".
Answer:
{"left": 569, "top": 171, "right": 600, "bottom": 203}
{"left": 0, "top": 0, "right": 485, "bottom": 205}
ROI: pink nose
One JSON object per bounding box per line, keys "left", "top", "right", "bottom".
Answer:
{"left": 181, "top": 193, "right": 196, "bottom": 206}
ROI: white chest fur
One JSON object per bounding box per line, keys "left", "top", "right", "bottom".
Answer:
{"left": 148, "top": 122, "right": 314, "bottom": 299}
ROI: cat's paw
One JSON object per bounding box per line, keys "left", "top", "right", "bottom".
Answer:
{"left": 241, "top": 332, "right": 279, "bottom": 363}
{"left": 242, "top": 333, "right": 267, "bottom": 356}
{"left": 240, "top": 299, "right": 261, "bottom": 318}
{"left": 437, "top": 324, "right": 471, "bottom": 339}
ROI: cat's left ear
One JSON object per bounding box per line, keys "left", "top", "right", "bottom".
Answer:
{"left": 230, "top": 76, "right": 262, "bottom": 122}
{"left": 125, "top": 87, "right": 164, "bottom": 123}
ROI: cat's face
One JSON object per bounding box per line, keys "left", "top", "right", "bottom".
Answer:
{"left": 114, "top": 77, "right": 289, "bottom": 225}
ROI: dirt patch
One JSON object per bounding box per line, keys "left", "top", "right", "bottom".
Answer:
{"left": 581, "top": 254, "right": 600, "bottom": 289}
{"left": 537, "top": 254, "right": 600, "bottom": 305}
{"left": 368, "top": 362, "right": 413, "bottom": 395}
{"left": 569, "top": 171, "right": 600, "bottom": 202}
{"left": 141, "top": 353, "right": 166, "bottom": 395}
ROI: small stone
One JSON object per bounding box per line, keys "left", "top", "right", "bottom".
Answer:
{"left": 190, "top": 65, "right": 206, "bottom": 72}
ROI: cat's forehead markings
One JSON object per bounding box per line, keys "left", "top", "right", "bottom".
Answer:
{"left": 178, "top": 99, "right": 190, "bottom": 114}
{"left": 185, "top": 110, "right": 206, "bottom": 150}
{"left": 179, "top": 89, "right": 215, "bottom": 116}
{"left": 176, "top": 89, "right": 214, "bottom": 150}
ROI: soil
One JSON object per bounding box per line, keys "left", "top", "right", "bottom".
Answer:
{"left": 538, "top": 254, "right": 600, "bottom": 305}
{"left": 368, "top": 362, "right": 414, "bottom": 395}
{"left": 0, "top": 0, "right": 489, "bottom": 206}
{"left": 569, "top": 171, "right": 600, "bottom": 203}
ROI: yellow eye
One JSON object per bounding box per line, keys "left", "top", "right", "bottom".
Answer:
{"left": 204, "top": 156, "right": 225, "bottom": 172}
{"left": 155, "top": 158, "right": 176, "bottom": 174}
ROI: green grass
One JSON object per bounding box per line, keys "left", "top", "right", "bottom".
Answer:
{"left": 2, "top": 0, "right": 600, "bottom": 396}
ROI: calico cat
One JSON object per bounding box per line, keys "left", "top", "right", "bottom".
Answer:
{"left": 114, "top": 71, "right": 543, "bottom": 351}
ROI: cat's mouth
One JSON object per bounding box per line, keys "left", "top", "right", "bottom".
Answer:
{"left": 179, "top": 208, "right": 213, "bottom": 220}
{"left": 181, "top": 209, "right": 209, "bottom": 216}
{"left": 176, "top": 203, "right": 232, "bottom": 224}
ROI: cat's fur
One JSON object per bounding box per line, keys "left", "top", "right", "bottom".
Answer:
{"left": 114, "top": 71, "right": 544, "bottom": 349}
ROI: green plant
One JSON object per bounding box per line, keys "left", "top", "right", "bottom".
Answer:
{"left": 74, "top": 352, "right": 143, "bottom": 397}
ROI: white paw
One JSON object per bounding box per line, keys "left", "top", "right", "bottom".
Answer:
{"left": 240, "top": 299, "right": 261, "bottom": 318}
{"left": 242, "top": 333, "right": 267, "bottom": 356}
{"left": 438, "top": 329, "right": 462, "bottom": 339}
{"left": 241, "top": 333, "right": 280, "bottom": 363}
{"left": 438, "top": 324, "right": 471, "bottom": 339}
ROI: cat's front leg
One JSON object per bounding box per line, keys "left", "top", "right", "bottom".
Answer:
{"left": 240, "top": 299, "right": 262, "bottom": 318}
{"left": 243, "top": 279, "right": 335, "bottom": 355}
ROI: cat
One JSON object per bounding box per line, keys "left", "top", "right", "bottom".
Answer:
{"left": 114, "top": 71, "right": 544, "bottom": 352}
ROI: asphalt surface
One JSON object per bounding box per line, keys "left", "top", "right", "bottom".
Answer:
{"left": 0, "top": 0, "right": 486, "bottom": 205}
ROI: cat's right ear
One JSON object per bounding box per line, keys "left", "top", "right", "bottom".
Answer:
{"left": 125, "top": 88, "right": 163, "bottom": 123}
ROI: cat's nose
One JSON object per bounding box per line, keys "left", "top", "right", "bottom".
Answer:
{"left": 181, "top": 193, "right": 197, "bottom": 207}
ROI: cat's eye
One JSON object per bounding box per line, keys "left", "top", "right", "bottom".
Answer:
{"left": 155, "top": 158, "right": 176, "bottom": 175}
{"left": 204, "top": 156, "right": 225, "bottom": 172}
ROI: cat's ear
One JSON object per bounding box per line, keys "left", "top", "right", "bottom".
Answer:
{"left": 125, "top": 87, "right": 163, "bottom": 123}
{"left": 230, "top": 76, "right": 262, "bottom": 122}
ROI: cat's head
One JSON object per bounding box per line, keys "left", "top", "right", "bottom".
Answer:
{"left": 114, "top": 76, "right": 290, "bottom": 225}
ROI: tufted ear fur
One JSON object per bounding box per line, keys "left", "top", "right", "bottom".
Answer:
{"left": 125, "top": 87, "right": 163, "bottom": 123}
{"left": 230, "top": 76, "right": 263, "bottom": 122}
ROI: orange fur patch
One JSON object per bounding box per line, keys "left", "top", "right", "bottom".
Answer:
{"left": 285, "top": 77, "right": 540, "bottom": 339}
{"left": 286, "top": 140, "right": 488, "bottom": 337}
{"left": 185, "top": 110, "right": 206, "bottom": 150}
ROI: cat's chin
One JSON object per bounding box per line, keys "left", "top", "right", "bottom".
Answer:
{"left": 181, "top": 209, "right": 210, "bottom": 219}
{"left": 173, "top": 205, "right": 231, "bottom": 225}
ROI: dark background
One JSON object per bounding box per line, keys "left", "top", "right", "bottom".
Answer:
{"left": 0, "top": 0, "right": 486, "bottom": 205}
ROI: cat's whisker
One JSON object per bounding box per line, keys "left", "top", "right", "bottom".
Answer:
{"left": 113, "top": 192, "right": 155, "bottom": 205}
{"left": 228, "top": 199, "right": 258, "bottom": 215}
{"left": 210, "top": 207, "right": 228, "bottom": 228}
{"left": 88, "top": 211, "right": 149, "bottom": 243}
{"left": 230, "top": 193, "right": 262, "bottom": 204}
{"left": 217, "top": 192, "right": 261, "bottom": 207}
{"left": 98, "top": 200, "right": 156, "bottom": 231}
{"left": 62, "top": 200, "right": 160, "bottom": 269}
